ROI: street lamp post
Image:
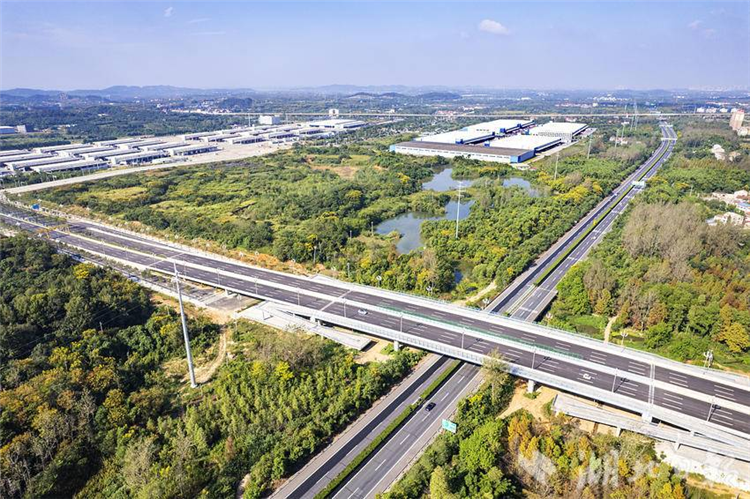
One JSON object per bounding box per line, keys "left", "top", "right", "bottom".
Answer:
{"left": 611, "top": 368, "right": 618, "bottom": 392}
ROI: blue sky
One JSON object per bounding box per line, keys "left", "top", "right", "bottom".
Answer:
{"left": 1, "top": 1, "right": 748, "bottom": 90}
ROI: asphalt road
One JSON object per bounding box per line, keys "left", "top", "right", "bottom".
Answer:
{"left": 1, "top": 202, "right": 748, "bottom": 438}
{"left": 490, "top": 124, "right": 677, "bottom": 315}
{"left": 330, "top": 363, "right": 481, "bottom": 499}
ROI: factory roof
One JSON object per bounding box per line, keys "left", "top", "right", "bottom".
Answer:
{"left": 415, "top": 129, "right": 495, "bottom": 144}
{"left": 5, "top": 156, "right": 81, "bottom": 169}
{"left": 307, "top": 118, "right": 365, "bottom": 128}
{"left": 96, "top": 137, "right": 146, "bottom": 146}
{"left": 30, "top": 160, "right": 109, "bottom": 173}
{"left": 530, "top": 122, "right": 588, "bottom": 134}
{"left": 0, "top": 153, "right": 53, "bottom": 164}
{"left": 60, "top": 145, "right": 116, "bottom": 156}
{"left": 35, "top": 143, "right": 87, "bottom": 153}
{"left": 140, "top": 142, "right": 189, "bottom": 151}
{"left": 129, "top": 139, "right": 166, "bottom": 148}
{"left": 490, "top": 135, "right": 560, "bottom": 151}
{"left": 83, "top": 149, "right": 137, "bottom": 159}
{"left": 170, "top": 144, "right": 218, "bottom": 154}
{"left": 0, "top": 149, "right": 29, "bottom": 158}
{"left": 395, "top": 141, "right": 530, "bottom": 157}
{"left": 112, "top": 151, "right": 167, "bottom": 162}
{"left": 466, "top": 119, "right": 534, "bottom": 132}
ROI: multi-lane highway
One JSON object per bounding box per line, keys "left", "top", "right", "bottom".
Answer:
{"left": 1, "top": 199, "right": 749, "bottom": 444}
{"left": 490, "top": 123, "right": 677, "bottom": 317}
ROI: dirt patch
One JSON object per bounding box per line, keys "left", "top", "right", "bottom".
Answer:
{"left": 310, "top": 164, "right": 360, "bottom": 179}
{"left": 500, "top": 382, "right": 558, "bottom": 420}
{"left": 454, "top": 281, "right": 497, "bottom": 307}
{"left": 356, "top": 336, "right": 396, "bottom": 364}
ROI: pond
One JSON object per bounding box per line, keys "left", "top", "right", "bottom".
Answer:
{"left": 503, "top": 177, "right": 540, "bottom": 197}
{"left": 376, "top": 199, "right": 474, "bottom": 254}
{"left": 422, "top": 168, "right": 474, "bottom": 192}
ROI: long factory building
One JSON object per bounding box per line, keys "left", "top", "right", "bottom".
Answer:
{"left": 392, "top": 119, "right": 587, "bottom": 165}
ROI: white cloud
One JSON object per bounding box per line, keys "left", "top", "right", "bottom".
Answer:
{"left": 478, "top": 19, "right": 510, "bottom": 36}
{"left": 187, "top": 18, "right": 210, "bottom": 24}
{"left": 164, "top": 7, "right": 174, "bottom": 18}
{"left": 687, "top": 19, "right": 702, "bottom": 30}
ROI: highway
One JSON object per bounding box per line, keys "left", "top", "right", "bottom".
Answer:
{"left": 489, "top": 123, "right": 677, "bottom": 316}
{"left": 2, "top": 199, "right": 750, "bottom": 443}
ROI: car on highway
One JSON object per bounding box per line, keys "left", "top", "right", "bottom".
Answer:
{"left": 424, "top": 402, "right": 436, "bottom": 412}
{"left": 582, "top": 373, "right": 593, "bottom": 381}
{"left": 357, "top": 309, "right": 368, "bottom": 316}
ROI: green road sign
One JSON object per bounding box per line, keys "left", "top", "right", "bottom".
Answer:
{"left": 442, "top": 419, "right": 457, "bottom": 433}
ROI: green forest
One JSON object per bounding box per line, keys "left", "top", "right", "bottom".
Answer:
{"left": 550, "top": 120, "right": 750, "bottom": 371}
{"left": 0, "top": 235, "right": 421, "bottom": 498}
{"left": 27, "top": 124, "right": 659, "bottom": 299}
{"left": 382, "top": 363, "right": 696, "bottom": 499}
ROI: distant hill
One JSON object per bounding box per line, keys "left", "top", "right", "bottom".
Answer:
{"left": 216, "top": 97, "right": 254, "bottom": 111}
{"left": 344, "top": 92, "right": 408, "bottom": 100}
{"left": 417, "top": 92, "right": 462, "bottom": 101}
{"left": 1, "top": 85, "right": 258, "bottom": 102}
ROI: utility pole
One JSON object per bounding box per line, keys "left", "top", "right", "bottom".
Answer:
{"left": 553, "top": 152, "right": 559, "bottom": 181}
{"left": 455, "top": 181, "right": 463, "bottom": 239}
{"left": 587, "top": 133, "right": 593, "bottom": 160}
{"left": 174, "top": 263, "right": 197, "bottom": 388}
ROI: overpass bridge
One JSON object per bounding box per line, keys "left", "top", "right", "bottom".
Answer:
{"left": 2, "top": 203, "right": 750, "bottom": 459}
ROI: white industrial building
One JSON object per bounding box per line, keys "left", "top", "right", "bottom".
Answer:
{"left": 227, "top": 135, "right": 266, "bottom": 145}
{"left": 5, "top": 155, "right": 82, "bottom": 171}
{"left": 390, "top": 141, "right": 535, "bottom": 164}
{"left": 30, "top": 159, "right": 109, "bottom": 174}
{"left": 121, "top": 139, "right": 165, "bottom": 149}
{"left": 465, "top": 119, "right": 534, "bottom": 135}
{"left": 58, "top": 145, "right": 116, "bottom": 157}
{"left": 110, "top": 151, "right": 168, "bottom": 166}
{"left": 140, "top": 142, "right": 189, "bottom": 152}
{"left": 168, "top": 144, "right": 218, "bottom": 156}
{"left": 35, "top": 143, "right": 89, "bottom": 154}
{"left": 182, "top": 131, "right": 216, "bottom": 141}
{"left": 530, "top": 122, "right": 587, "bottom": 143}
{"left": 0, "top": 126, "right": 17, "bottom": 135}
{"left": 259, "top": 115, "right": 282, "bottom": 125}
{"left": 0, "top": 153, "right": 53, "bottom": 166}
{"left": 307, "top": 119, "right": 365, "bottom": 130}
{"left": 415, "top": 129, "right": 495, "bottom": 145}
{"left": 96, "top": 137, "right": 145, "bottom": 147}
{"left": 0, "top": 149, "right": 29, "bottom": 158}
{"left": 490, "top": 134, "right": 561, "bottom": 153}
{"left": 82, "top": 149, "right": 138, "bottom": 161}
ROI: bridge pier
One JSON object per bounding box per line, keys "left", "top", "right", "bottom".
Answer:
{"left": 527, "top": 380, "right": 536, "bottom": 393}
{"left": 641, "top": 412, "right": 652, "bottom": 423}
{"left": 393, "top": 340, "right": 400, "bottom": 352}
{"left": 615, "top": 427, "right": 622, "bottom": 437}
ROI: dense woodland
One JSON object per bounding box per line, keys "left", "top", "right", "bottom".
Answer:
{"left": 383, "top": 362, "right": 694, "bottom": 499}
{"left": 0, "top": 235, "right": 421, "bottom": 498}
{"left": 551, "top": 120, "right": 750, "bottom": 370}
{"left": 28, "top": 124, "right": 659, "bottom": 299}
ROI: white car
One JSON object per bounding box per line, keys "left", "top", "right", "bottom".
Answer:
{"left": 357, "top": 309, "right": 368, "bottom": 316}
{"left": 582, "top": 373, "right": 593, "bottom": 381}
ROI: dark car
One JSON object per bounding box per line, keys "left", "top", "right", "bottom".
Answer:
{"left": 424, "top": 402, "right": 436, "bottom": 412}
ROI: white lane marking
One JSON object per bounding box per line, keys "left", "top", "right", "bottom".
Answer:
{"left": 399, "top": 435, "right": 410, "bottom": 446}
{"left": 662, "top": 393, "right": 683, "bottom": 403}
{"left": 374, "top": 460, "right": 386, "bottom": 472}
{"left": 662, "top": 401, "right": 682, "bottom": 411}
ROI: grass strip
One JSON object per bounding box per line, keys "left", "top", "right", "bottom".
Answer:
{"left": 314, "top": 359, "right": 461, "bottom": 499}
{"left": 532, "top": 141, "right": 671, "bottom": 286}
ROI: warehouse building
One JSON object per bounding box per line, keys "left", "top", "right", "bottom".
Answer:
{"left": 259, "top": 115, "right": 282, "bottom": 125}
{"left": 34, "top": 143, "right": 88, "bottom": 154}
{"left": 58, "top": 145, "right": 116, "bottom": 157}
{"left": 490, "top": 134, "right": 561, "bottom": 153}
{"left": 168, "top": 144, "right": 218, "bottom": 156}
{"left": 390, "top": 141, "right": 534, "bottom": 164}
{"left": 182, "top": 131, "right": 216, "bottom": 141}
{"left": 0, "top": 153, "right": 53, "bottom": 166}
{"left": 0, "top": 149, "right": 29, "bottom": 158}
{"left": 530, "top": 122, "right": 587, "bottom": 143}
{"left": 307, "top": 118, "right": 366, "bottom": 130}
{"left": 110, "top": 151, "right": 168, "bottom": 166}
{"left": 465, "top": 119, "right": 534, "bottom": 135}
{"left": 30, "top": 159, "right": 109, "bottom": 174}
{"left": 5, "top": 155, "right": 82, "bottom": 171}
{"left": 82, "top": 149, "right": 138, "bottom": 161}
{"left": 415, "top": 129, "right": 496, "bottom": 145}
{"left": 140, "top": 142, "right": 189, "bottom": 152}
{"left": 122, "top": 139, "right": 165, "bottom": 149}
{"left": 227, "top": 135, "right": 266, "bottom": 145}
{"left": 96, "top": 137, "right": 145, "bottom": 147}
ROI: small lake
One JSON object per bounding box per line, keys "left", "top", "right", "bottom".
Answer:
{"left": 422, "top": 168, "right": 474, "bottom": 192}
{"left": 376, "top": 199, "right": 474, "bottom": 254}
{"left": 503, "top": 177, "right": 540, "bottom": 197}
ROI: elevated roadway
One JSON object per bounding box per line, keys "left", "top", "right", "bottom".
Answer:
{"left": 2, "top": 201, "right": 750, "bottom": 454}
